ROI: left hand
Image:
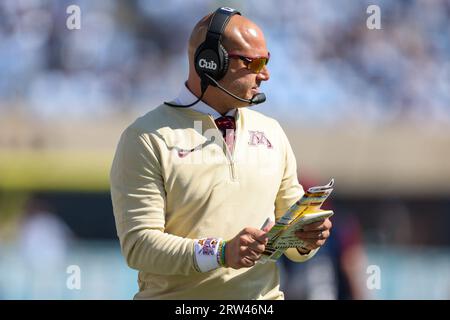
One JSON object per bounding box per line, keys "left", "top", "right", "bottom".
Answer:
{"left": 295, "top": 218, "right": 332, "bottom": 253}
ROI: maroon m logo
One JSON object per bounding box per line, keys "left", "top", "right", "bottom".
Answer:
{"left": 248, "top": 130, "right": 273, "bottom": 149}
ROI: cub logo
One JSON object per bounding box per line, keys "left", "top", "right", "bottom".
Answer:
{"left": 198, "top": 58, "right": 217, "bottom": 70}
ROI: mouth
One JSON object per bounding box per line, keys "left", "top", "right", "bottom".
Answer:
{"left": 251, "top": 87, "right": 260, "bottom": 93}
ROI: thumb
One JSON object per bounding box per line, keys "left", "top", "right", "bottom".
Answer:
{"left": 246, "top": 228, "right": 269, "bottom": 243}
{"left": 262, "top": 220, "right": 275, "bottom": 232}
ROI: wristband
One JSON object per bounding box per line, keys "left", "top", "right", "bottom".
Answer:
{"left": 219, "top": 240, "right": 227, "bottom": 267}
{"left": 194, "top": 237, "right": 222, "bottom": 272}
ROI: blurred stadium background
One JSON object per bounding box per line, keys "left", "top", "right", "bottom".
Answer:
{"left": 0, "top": 0, "right": 449, "bottom": 299}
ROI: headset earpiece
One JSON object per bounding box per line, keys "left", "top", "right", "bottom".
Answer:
{"left": 218, "top": 43, "right": 229, "bottom": 80}
{"left": 194, "top": 46, "right": 220, "bottom": 83}
{"left": 194, "top": 7, "right": 241, "bottom": 88}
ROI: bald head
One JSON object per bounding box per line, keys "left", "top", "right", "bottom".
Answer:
{"left": 185, "top": 10, "right": 270, "bottom": 114}
{"left": 188, "top": 13, "right": 267, "bottom": 70}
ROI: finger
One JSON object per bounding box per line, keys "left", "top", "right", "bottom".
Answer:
{"left": 248, "top": 241, "right": 265, "bottom": 253}
{"left": 241, "top": 246, "right": 262, "bottom": 261}
{"left": 239, "top": 245, "right": 263, "bottom": 259}
{"left": 309, "top": 218, "right": 332, "bottom": 231}
{"left": 241, "top": 257, "right": 256, "bottom": 268}
{"left": 262, "top": 221, "right": 275, "bottom": 232}
{"left": 302, "top": 218, "right": 333, "bottom": 232}
{"left": 302, "top": 243, "right": 317, "bottom": 251}
{"left": 295, "top": 230, "right": 330, "bottom": 240}
{"left": 323, "top": 218, "right": 332, "bottom": 230}
{"left": 300, "top": 219, "right": 325, "bottom": 232}
{"left": 240, "top": 234, "right": 267, "bottom": 249}
{"left": 302, "top": 239, "right": 326, "bottom": 250}
{"left": 243, "top": 227, "right": 268, "bottom": 244}
{"left": 246, "top": 248, "right": 262, "bottom": 261}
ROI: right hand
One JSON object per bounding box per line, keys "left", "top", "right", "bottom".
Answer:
{"left": 225, "top": 223, "right": 274, "bottom": 269}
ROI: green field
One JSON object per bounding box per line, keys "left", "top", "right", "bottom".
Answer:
{"left": 0, "top": 150, "right": 112, "bottom": 191}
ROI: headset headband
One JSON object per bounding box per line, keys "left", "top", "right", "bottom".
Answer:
{"left": 194, "top": 7, "right": 241, "bottom": 85}
{"left": 208, "top": 7, "right": 239, "bottom": 38}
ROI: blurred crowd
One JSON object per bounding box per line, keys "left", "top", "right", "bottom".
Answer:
{"left": 0, "top": 0, "right": 448, "bottom": 124}
{"left": 1, "top": 0, "right": 450, "bottom": 299}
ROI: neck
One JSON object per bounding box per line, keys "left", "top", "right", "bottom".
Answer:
{"left": 185, "top": 80, "right": 235, "bottom": 115}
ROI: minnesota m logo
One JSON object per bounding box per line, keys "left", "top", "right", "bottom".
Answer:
{"left": 248, "top": 130, "right": 273, "bottom": 149}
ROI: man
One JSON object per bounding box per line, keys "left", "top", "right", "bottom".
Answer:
{"left": 110, "top": 7, "right": 332, "bottom": 300}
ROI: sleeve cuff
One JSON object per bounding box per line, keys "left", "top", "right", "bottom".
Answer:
{"left": 193, "top": 238, "right": 223, "bottom": 272}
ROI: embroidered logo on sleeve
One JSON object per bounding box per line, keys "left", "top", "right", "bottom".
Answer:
{"left": 248, "top": 130, "right": 273, "bottom": 149}
{"left": 194, "top": 237, "right": 222, "bottom": 272}
{"left": 197, "top": 238, "right": 218, "bottom": 255}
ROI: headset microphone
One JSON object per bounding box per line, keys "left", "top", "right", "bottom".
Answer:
{"left": 250, "top": 93, "right": 266, "bottom": 104}
{"left": 204, "top": 74, "right": 266, "bottom": 105}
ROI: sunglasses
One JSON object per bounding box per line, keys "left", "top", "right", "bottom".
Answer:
{"left": 228, "top": 52, "right": 270, "bottom": 74}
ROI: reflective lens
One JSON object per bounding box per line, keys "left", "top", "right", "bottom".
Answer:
{"left": 248, "top": 57, "right": 269, "bottom": 73}
{"left": 229, "top": 53, "right": 270, "bottom": 73}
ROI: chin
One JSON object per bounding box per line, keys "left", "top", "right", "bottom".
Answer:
{"left": 235, "top": 101, "right": 250, "bottom": 108}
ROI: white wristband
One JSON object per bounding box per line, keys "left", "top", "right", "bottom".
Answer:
{"left": 194, "top": 237, "right": 222, "bottom": 272}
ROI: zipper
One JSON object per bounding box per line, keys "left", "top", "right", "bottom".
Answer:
{"left": 230, "top": 161, "right": 236, "bottom": 180}
{"left": 208, "top": 114, "right": 237, "bottom": 181}
{"left": 231, "top": 110, "right": 240, "bottom": 180}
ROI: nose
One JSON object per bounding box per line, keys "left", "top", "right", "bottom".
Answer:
{"left": 256, "top": 65, "right": 270, "bottom": 81}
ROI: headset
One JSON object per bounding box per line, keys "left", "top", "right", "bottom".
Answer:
{"left": 165, "top": 7, "right": 266, "bottom": 108}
